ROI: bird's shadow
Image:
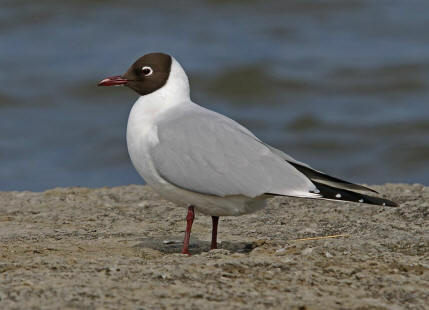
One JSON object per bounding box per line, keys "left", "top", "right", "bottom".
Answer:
{"left": 133, "top": 235, "right": 256, "bottom": 254}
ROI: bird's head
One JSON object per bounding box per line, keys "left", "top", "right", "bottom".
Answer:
{"left": 98, "top": 52, "right": 173, "bottom": 96}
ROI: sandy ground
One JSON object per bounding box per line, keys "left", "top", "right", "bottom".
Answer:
{"left": 0, "top": 184, "right": 427, "bottom": 310}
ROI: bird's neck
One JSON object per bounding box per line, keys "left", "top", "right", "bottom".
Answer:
{"left": 128, "top": 57, "right": 191, "bottom": 124}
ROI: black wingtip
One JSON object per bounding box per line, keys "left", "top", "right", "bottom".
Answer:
{"left": 288, "top": 162, "right": 379, "bottom": 194}
{"left": 312, "top": 181, "right": 399, "bottom": 207}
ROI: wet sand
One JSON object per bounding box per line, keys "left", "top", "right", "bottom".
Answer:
{"left": 0, "top": 184, "right": 427, "bottom": 309}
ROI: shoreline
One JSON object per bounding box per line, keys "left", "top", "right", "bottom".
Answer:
{"left": 0, "top": 184, "right": 427, "bottom": 309}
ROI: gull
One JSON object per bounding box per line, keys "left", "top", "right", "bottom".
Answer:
{"left": 98, "top": 52, "right": 397, "bottom": 254}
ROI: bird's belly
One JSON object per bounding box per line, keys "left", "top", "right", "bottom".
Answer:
{"left": 149, "top": 182, "right": 268, "bottom": 216}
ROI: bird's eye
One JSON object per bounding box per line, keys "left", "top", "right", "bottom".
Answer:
{"left": 141, "top": 66, "right": 153, "bottom": 76}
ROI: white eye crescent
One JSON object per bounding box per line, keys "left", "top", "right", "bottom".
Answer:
{"left": 141, "top": 66, "right": 153, "bottom": 76}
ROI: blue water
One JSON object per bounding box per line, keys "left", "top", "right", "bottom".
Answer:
{"left": 1, "top": 0, "right": 429, "bottom": 191}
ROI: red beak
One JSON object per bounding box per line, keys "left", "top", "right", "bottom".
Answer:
{"left": 98, "top": 75, "right": 128, "bottom": 86}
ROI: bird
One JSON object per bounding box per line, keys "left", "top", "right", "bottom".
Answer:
{"left": 98, "top": 52, "right": 398, "bottom": 255}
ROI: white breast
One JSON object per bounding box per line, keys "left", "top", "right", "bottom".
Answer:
{"left": 126, "top": 100, "right": 160, "bottom": 186}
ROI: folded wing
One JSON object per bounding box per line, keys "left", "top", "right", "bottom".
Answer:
{"left": 151, "top": 105, "right": 320, "bottom": 199}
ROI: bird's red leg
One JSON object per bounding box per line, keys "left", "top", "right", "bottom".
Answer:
{"left": 211, "top": 216, "right": 219, "bottom": 250}
{"left": 182, "top": 206, "right": 195, "bottom": 255}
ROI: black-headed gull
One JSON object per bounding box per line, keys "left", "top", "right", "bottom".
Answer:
{"left": 98, "top": 52, "right": 397, "bottom": 254}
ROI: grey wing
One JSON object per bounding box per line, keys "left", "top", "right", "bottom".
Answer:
{"left": 220, "top": 121, "right": 377, "bottom": 194}
{"left": 150, "top": 107, "right": 320, "bottom": 198}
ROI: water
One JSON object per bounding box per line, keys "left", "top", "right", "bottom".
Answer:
{"left": 1, "top": 0, "right": 429, "bottom": 191}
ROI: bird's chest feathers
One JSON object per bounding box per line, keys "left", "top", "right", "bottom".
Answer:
{"left": 126, "top": 96, "right": 171, "bottom": 148}
{"left": 126, "top": 104, "right": 163, "bottom": 180}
